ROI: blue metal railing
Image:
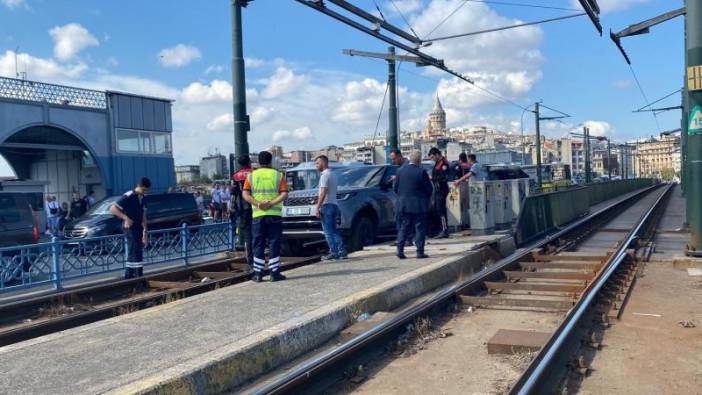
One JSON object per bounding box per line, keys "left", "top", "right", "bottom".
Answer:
{"left": 0, "top": 222, "right": 235, "bottom": 293}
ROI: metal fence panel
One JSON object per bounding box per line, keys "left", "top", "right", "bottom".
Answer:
{"left": 0, "top": 222, "right": 234, "bottom": 293}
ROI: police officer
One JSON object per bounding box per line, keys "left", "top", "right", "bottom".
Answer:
{"left": 232, "top": 155, "right": 254, "bottom": 266}
{"left": 428, "top": 147, "right": 450, "bottom": 238}
{"left": 242, "top": 151, "right": 289, "bottom": 282}
{"left": 110, "top": 177, "right": 150, "bottom": 279}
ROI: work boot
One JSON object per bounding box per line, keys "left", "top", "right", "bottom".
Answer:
{"left": 270, "top": 271, "right": 287, "bottom": 282}
{"left": 252, "top": 272, "right": 263, "bottom": 283}
{"left": 416, "top": 253, "right": 429, "bottom": 259}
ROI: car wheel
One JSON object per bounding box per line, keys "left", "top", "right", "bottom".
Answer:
{"left": 349, "top": 215, "right": 376, "bottom": 252}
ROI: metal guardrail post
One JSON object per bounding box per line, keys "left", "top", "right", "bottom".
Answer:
{"left": 181, "top": 223, "right": 189, "bottom": 266}
{"left": 228, "top": 220, "right": 235, "bottom": 251}
{"left": 51, "top": 237, "right": 62, "bottom": 290}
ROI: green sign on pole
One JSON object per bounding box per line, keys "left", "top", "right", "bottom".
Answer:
{"left": 690, "top": 106, "right": 702, "bottom": 134}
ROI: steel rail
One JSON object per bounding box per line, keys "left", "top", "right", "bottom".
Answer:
{"left": 0, "top": 255, "right": 319, "bottom": 347}
{"left": 510, "top": 182, "right": 673, "bottom": 394}
{"left": 248, "top": 183, "right": 663, "bottom": 394}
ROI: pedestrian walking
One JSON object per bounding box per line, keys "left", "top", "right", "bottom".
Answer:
{"left": 243, "top": 151, "right": 289, "bottom": 282}
{"left": 233, "top": 155, "right": 254, "bottom": 266}
{"left": 428, "top": 147, "right": 450, "bottom": 238}
{"left": 314, "top": 155, "right": 347, "bottom": 260}
{"left": 110, "top": 177, "right": 150, "bottom": 279}
{"left": 394, "top": 150, "right": 433, "bottom": 259}
{"left": 69, "top": 192, "right": 87, "bottom": 220}
{"left": 453, "top": 154, "right": 485, "bottom": 185}
{"left": 211, "top": 183, "right": 223, "bottom": 222}
{"left": 221, "top": 183, "right": 232, "bottom": 220}
{"left": 45, "top": 195, "right": 60, "bottom": 236}
{"left": 194, "top": 191, "right": 205, "bottom": 214}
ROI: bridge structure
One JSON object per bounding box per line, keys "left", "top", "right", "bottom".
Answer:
{"left": 0, "top": 76, "right": 176, "bottom": 203}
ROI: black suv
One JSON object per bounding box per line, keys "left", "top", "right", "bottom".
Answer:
{"left": 63, "top": 193, "right": 203, "bottom": 240}
{"left": 0, "top": 192, "right": 38, "bottom": 247}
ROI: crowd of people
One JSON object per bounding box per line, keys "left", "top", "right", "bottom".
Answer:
{"left": 44, "top": 191, "right": 96, "bottom": 237}
{"left": 110, "top": 147, "right": 483, "bottom": 281}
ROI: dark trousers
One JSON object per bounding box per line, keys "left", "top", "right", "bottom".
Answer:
{"left": 252, "top": 215, "right": 282, "bottom": 274}
{"left": 125, "top": 228, "right": 144, "bottom": 279}
{"left": 432, "top": 189, "right": 449, "bottom": 233}
{"left": 397, "top": 212, "right": 428, "bottom": 255}
{"left": 237, "top": 209, "right": 253, "bottom": 265}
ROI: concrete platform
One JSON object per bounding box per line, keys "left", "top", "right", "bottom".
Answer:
{"left": 0, "top": 233, "right": 512, "bottom": 395}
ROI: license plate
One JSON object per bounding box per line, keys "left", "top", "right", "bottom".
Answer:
{"left": 286, "top": 207, "right": 311, "bottom": 216}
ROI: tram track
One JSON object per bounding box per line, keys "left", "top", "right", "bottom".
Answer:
{"left": 0, "top": 254, "right": 319, "bottom": 347}
{"left": 246, "top": 182, "right": 671, "bottom": 395}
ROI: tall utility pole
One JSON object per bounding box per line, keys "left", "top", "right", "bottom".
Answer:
{"left": 534, "top": 102, "right": 543, "bottom": 189}
{"left": 533, "top": 102, "right": 570, "bottom": 190}
{"left": 342, "top": 48, "right": 427, "bottom": 153}
{"left": 387, "top": 47, "right": 398, "bottom": 152}
{"left": 232, "top": 0, "right": 251, "bottom": 171}
{"left": 607, "top": 138, "right": 612, "bottom": 179}
{"left": 584, "top": 126, "right": 592, "bottom": 183}
{"left": 686, "top": 0, "right": 702, "bottom": 252}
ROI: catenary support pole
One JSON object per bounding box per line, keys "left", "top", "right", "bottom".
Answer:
{"left": 232, "top": 0, "right": 250, "bottom": 170}
{"left": 687, "top": 0, "right": 702, "bottom": 251}
{"left": 387, "top": 47, "right": 399, "bottom": 152}
{"left": 584, "top": 126, "right": 592, "bottom": 183}
{"left": 535, "top": 102, "right": 542, "bottom": 190}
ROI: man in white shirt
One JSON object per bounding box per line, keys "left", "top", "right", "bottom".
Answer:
{"left": 314, "top": 155, "right": 347, "bottom": 261}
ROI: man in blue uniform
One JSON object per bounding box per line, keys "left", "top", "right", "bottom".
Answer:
{"left": 111, "top": 177, "right": 150, "bottom": 279}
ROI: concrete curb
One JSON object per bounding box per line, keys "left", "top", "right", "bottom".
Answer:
{"left": 110, "top": 238, "right": 513, "bottom": 395}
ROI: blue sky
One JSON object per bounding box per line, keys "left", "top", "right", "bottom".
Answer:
{"left": 0, "top": 0, "right": 686, "bottom": 172}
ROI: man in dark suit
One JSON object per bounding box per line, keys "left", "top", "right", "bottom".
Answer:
{"left": 394, "top": 150, "right": 433, "bottom": 259}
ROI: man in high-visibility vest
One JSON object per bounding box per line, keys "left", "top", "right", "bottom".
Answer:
{"left": 243, "top": 151, "right": 289, "bottom": 282}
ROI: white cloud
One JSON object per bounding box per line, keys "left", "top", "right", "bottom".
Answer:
{"left": 571, "top": 0, "right": 648, "bottom": 13}
{"left": 204, "top": 64, "right": 225, "bottom": 75}
{"left": 181, "top": 80, "right": 232, "bottom": 103}
{"left": 1, "top": 0, "right": 26, "bottom": 9}
{"left": 206, "top": 113, "right": 233, "bottom": 131}
{"left": 272, "top": 127, "right": 313, "bottom": 144}
{"left": 261, "top": 67, "right": 307, "bottom": 98}
{"left": 583, "top": 120, "right": 615, "bottom": 138}
{"left": 49, "top": 23, "right": 99, "bottom": 61}
{"left": 158, "top": 44, "right": 201, "bottom": 67}
{"left": 0, "top": 50, "right": 87, "bottom": 79}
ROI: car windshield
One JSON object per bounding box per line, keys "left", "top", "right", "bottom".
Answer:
{"left": 337, "top": 167, "right": 384, "bottom": 188}
{"left": 86, "top": 197, "right": 120, "bottom": 216}
{"left": 286, "top": 166, "right": 384, "bottom": 190}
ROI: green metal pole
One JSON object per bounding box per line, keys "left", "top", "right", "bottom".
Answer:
{"left": 535, "top": 102, "right": 542, "bottom": 190}
{"left": 584, "top": 126, "right": 592, "bottom": 183}
{"left": 607, "top": 138, "right": 612, "bottom": 179}
{"left": 387, "top": 47, "right": 399, "bottom": 152}
{"left": 686, "top": 0, "right": 702, "bottom": 251}
{"left": 232, "top": 0, "right": 250, "bottom": 171}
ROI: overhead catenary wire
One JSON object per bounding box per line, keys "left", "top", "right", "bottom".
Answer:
{"left": 628, "top": 64, "right": 662, "bottom": 133}
{"left": 388, "top": 0, "right": 420, "bottom": 38}
{"left": 463, "top": 0, "right": 581, "bottom": 12}
{"left": 371, "top": 81, "right": 391, "bottom": 146}
{"left": 425, "top": 12, "right": 586, "bottom": 42}
{"left": 634, "top": 87, "right": 682, "bottom": 111}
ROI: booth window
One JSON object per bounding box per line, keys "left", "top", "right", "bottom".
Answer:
{"left": 116, "top": 128, "right": 172, "bottom": 155}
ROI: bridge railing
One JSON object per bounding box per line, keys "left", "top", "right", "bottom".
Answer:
{"left": 0, "top": 76, "right": 107, "bottom": 109}
{"left": 0, "top": 222, "right": 234, "bottom": 293}
{"left": 515, "top": 178, "right": 657, "bottom": 246}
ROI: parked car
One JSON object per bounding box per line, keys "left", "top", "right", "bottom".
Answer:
{"left": 0, "top": 192, "right": 39, "bottom": 247}
{"left": 63, "top": 192, "right": 203, "bottom": 240}
{"left": 282, "top": 164, "right": 398, "bottom": 254}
